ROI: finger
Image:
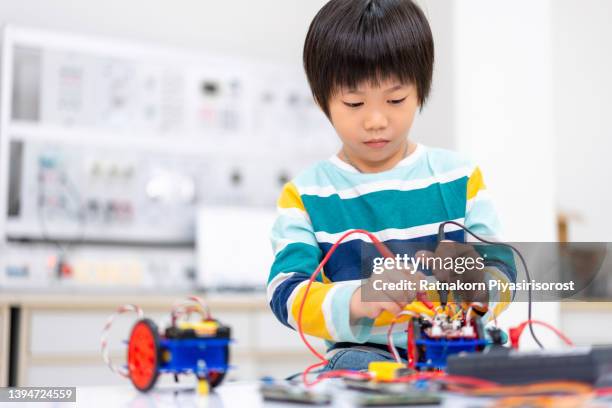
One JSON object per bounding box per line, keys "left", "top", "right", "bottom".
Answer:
{"left": 360, "top": 302, "right": 383, "bottom": 319}
{"left": 437, "top": 240, "right": 479, "bottom": 259}
{"left": 434, "top": 240, "right": 462, "bottom": 260}
{"left": 381, "top": 283, "right": 413, "bottom": 305}
{"left": 373, "top": 267, "right": 418, "bottom": 304}
{"left": 413, "top": 250, "right": 446, "bottom": 281}
{"left": 416, "top": 249, "right": 455, "bottom": 282}
{"left": 413, "top": 270, "right": 428, "bottom": 283}
{"left": 434, "top": 242, "right": 481, "bottom": 281}
{"left": 415, "top": 250, "right": 435, "bottom": 263}
{"left": 381, "top": 301, "right": 403, "bottom": 316}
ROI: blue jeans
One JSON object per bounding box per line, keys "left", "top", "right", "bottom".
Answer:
{"left": 320, "top": 348, "right": 399, "bottom": 372}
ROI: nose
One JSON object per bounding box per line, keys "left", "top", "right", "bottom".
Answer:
{"left": 364, "top": 110, "right": 388, "bottom": 131}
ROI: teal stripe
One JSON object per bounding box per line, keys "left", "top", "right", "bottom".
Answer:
{"left": 302, "top": 177, "right": 468, "bottom": 234}
{"left": 268, "top": 242, "right": 322, "bottom": 284}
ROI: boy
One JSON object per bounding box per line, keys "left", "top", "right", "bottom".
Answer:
{"left": 267, "top": 0, "right": 506, "bottom": 371}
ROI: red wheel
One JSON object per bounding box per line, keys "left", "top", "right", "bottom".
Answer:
{"left": 127, "top": 318, "right": 160, "bottom": 392}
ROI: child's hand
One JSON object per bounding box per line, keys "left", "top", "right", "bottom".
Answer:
{"left": 416, "top": 240, "right": 489, "bottom": 304}
{"left": 349, "top": 269, "right": 426, "bottom": 324}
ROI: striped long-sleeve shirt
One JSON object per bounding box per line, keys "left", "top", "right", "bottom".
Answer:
{"left": 267, "top": 144, "right": 511, "bottom": 348}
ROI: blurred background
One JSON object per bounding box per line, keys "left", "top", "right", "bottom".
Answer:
{"left": 0, "top": 0, "right": 610, "bottom": 388}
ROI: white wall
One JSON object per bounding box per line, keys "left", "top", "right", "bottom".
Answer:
{"left": 453, "top": 1, "right": 556, "bottom": 242}
{"left": 412, "top": 0, "right": 455, "bottom": 150}
{"left": 553, "top": 0, "right": 612, "bottom": 241}
{"left": 452, "top": 0, "right": 559, "bottom": 348}
{"left": 0, "top": 0, "right": 326, "bottom": 64}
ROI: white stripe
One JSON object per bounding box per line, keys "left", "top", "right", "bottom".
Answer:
{"left": 328, "top": 143, "right": 426, "bottom": 174}
{"left": 285, "top": 280, "right": 309, "bottom": 329}
{"left": 272, "top": 237, "right": 319, "bottom": 256}
{"left": 266, "top": 272, "right": 295, "bottom": 303}
{"left": 277, "top": 207, "right": 309, "bottom": 220}
{"left": 314, "top": 218, "right": 465, "bottom": 244}
{"left": 328, "top": 155, "right": 359, "bottom": 173}
{"left": 299, "top": 166, "right": 471, "bottom": 199}
{"left": 273, "top": 239, "right": 293, "bottom": 256}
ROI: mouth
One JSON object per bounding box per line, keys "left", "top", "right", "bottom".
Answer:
{"left": 363, "top": 139, "right": 390, "bottom": 149}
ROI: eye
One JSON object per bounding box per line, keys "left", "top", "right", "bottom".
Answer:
{"left": 342, "top": 101, "right": 364, "bottom": 108}
{"left": 388, "top": 96, "right": 407, "bottom": 105}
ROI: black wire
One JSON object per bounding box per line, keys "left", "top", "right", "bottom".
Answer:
{"left": 37, "top": 167, "right": 87, "bottom": 266}
{"left": 437, "top": 220, "right": 544, "bottom": 349}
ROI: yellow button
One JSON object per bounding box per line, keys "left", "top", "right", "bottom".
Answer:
{"left": 368, "top": 361, "right": 406, "bottom": 382}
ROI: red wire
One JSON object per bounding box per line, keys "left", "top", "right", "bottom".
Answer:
{"left": 415, "top": 292, "right": 435, "bottom": 310}
{"left": 296, "top": 229, "right": 434, "bottom": 386}
{"left": 385, "top": 313, "right": 416, "bottom": 367}
{"left": 301, "top": 361, "right": 328, "bottom": 386}
{"left": 393, "top": 371, "right": 498, "bottom": 388}
{"left": 596, "top": 387, "right": 612, "bottom": 396}
{"left": 306, "top": 369, "right": 373, "bottom": 388}
{"left": 510, "top": 319, "right": 574, "bottom": 349}
{"left": 294, "top": 228, "right": 576, "bottom": 389}
{"left": 407, "top": 319, "right": 416, "bottom": 369}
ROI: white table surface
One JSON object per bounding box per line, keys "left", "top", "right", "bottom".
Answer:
{"left": 3, "top": 381, "right": 612, "bottom": 408}
{"left": 0, "top": 381, "right": 485, "bottom": 408}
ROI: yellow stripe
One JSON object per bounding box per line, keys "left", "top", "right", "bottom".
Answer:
{"left": 277, "top": 182, "right": 305, "bottom": 212}
{"left": 467, "top": 167, "right": 486, "bottom": 200}
{"left": 321, "top": 269, "right": 331, "bottom": 284}
{"left": 372, "top": 300, "right": 436, "bottom": 327}
{"left": 486, "top": 267, "right": 512, "bottom": 318}
{"left": 290, "top": 282, "right": 333, "bottom": 340}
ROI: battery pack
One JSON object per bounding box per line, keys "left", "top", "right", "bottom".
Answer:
{"left": 447, "top": 345, "right": 612, "bottom": 386}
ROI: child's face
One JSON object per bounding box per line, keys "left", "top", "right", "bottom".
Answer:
{"left": 328, "top": 77, "right": 419, "bottom": 170}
